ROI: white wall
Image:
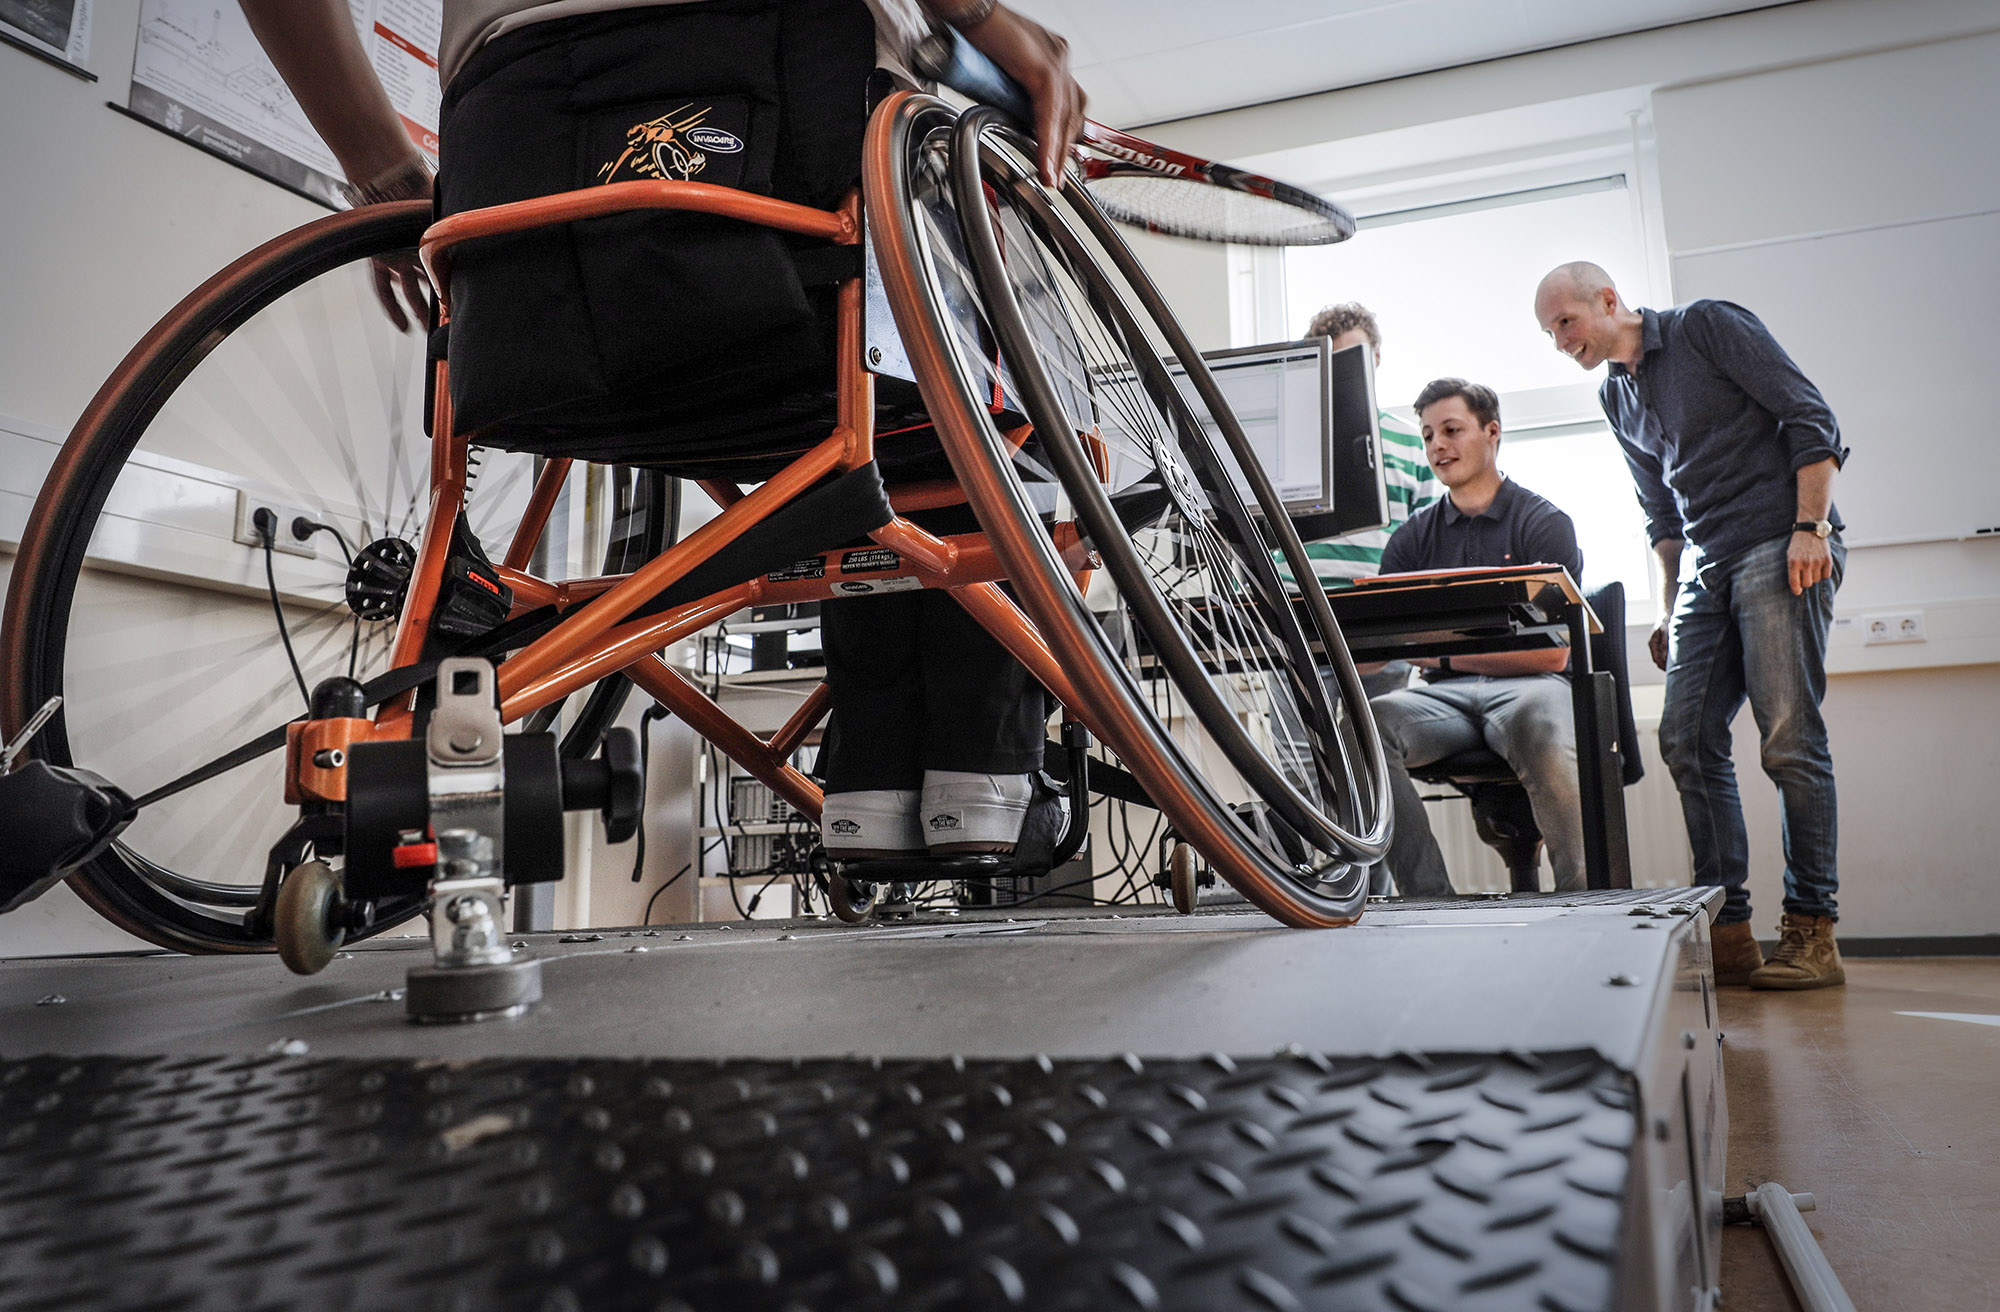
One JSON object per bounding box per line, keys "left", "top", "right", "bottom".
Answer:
{"left": 1119, "top": 0, "right": 2000, "bottom": 939}
{"left": 6, "top": 0, "right": 1996, "bottom": 955}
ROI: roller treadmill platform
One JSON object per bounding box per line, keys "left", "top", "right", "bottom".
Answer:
{"left": 0, "top": 888, "right": 1725, "bottom": 1312}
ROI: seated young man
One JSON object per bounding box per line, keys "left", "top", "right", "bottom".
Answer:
{"left": 1370, "top": 378, "right": 1587, "bottom": 894}
{"left": 238, "top": 0, "right": 1086, "bottom": 869}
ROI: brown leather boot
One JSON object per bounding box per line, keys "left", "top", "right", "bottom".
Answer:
{"left": 1710, "top": 920, "right": 1763, "bottom": 986}
{"left": 1749, "top": 913, "right": 1845, "bottom": 990}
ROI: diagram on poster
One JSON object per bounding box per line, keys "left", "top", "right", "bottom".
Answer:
{"left": 127, "top": 0, "right": 438, "bottom": 207}
{"left": 1, "top": 0, "right": 92, "bottom": 66}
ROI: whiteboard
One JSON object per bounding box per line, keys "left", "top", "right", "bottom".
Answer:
{"left": 1671, "top": 208, "right": 2000, "bottom": 547}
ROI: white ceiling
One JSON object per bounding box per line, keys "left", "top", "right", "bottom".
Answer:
{"left": 1008, "top": 0, "right": 1796, "bottom": 126}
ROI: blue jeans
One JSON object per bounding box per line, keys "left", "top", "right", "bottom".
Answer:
{"left": 1660, "top": 534, "right": 1844, "bottom": 924}
{"left": 1370, "top": 674, "right": 1586, "bottom": 895}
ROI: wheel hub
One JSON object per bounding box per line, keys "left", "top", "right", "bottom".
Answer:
{"left": 345, "top": 537, "right": 417, "bottom": 622}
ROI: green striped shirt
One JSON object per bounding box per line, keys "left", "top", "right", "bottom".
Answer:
{"left": 1296, "top": 409, "right": 1437, "bottom": 585}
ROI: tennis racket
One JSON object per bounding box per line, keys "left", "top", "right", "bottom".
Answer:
{"left": 912, "top": 28, "right": 1354, "bottom": 247}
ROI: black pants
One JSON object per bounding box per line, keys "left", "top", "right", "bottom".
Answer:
{"left": 820, "top": 592, "right": 1050, "bottom": 792}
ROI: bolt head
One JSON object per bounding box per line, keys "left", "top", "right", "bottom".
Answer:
{"left": 446, "top": 894, "right": 489, "bottom": 924}
{"left": 448, "top": 729, "right": 483, "bottom": 753}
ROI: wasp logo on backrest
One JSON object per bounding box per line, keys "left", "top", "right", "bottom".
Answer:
{"left": 597, "top": 106, "right": 744, "bottom": 184}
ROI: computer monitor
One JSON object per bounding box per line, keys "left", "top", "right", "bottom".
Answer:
{"left": 1297, "top": 339, "right": 1389, "bottom": 542}
{"left": 1152, "top": 337, "right": 1389, "bottom": 540}
{"left": 1067, "top": 337, "right": 1391, "bottom": 542}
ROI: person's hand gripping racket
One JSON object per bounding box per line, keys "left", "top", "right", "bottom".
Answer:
{"left": 917, "top": 23, "right": 1354, "bottom": 246}
{"left": 945, "top": 4, "right": 1087, "bottom": 187}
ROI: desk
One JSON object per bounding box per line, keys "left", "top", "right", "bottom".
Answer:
{"left": 1319, "top": 566, "right": 1633, "bottom": 892}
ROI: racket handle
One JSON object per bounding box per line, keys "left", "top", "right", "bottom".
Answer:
{"left": 912, "top": 25, "right": 1034, "bottom": 125}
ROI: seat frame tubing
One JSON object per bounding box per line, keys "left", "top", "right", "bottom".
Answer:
{"left": 323, "top": 177, "right": 1106, "bottom": 834}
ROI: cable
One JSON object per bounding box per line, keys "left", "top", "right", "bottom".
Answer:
{"left": 254, "top": 509, "right": 312, "bottom": 712}
{"left": 631, "top": 704, "right": 672, "bottom": 883}
{"left": 643, "top": 860, "right": 694, "bottom": 925}
{"left": 292, "top": 517, "right": 356, "bottom": 565}
{"left": 1005, "top": 872, "right": 1104, "bottom": 908}
{"left": 286, "top": 517, "right": 369, "bottom": 680}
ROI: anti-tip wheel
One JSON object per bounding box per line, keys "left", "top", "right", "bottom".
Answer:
{"left": 274, "top": 859, "right": 346, "bottom": 975}
{"left": 828, "top": 873, "right": 879, "bottom": 924}
{"left": 1169, "top": 843, "right": 1199, "bottom": 915}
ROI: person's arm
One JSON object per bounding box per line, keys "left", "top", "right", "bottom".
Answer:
{"left": 237, "top": 0, "right": 432, "bottom": 329}
{"left": 1683, "top": 301, "right": 1844, "bottom": 475}
{"left": 1605, "top": 387, "right": 1681, "bottom": 553}
{"left": 238, "top": 0, "right": 423, "bottom": 191}
{"left": 1647, "top": 537, "right": 1683, "bottom": 671}
{"left": 1789, "top": 455, "right": 1839, "bottom": 595}
{"left": 927, "top": 2, "right": 1086, "bottom": 186}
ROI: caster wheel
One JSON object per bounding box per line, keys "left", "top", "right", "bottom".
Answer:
{"left": 1169, "top": 843, "right": 1199, "bottom": 915}
{"left": 274, "top": 859, "right": 347, "bottom": 975}
{"left": 829, "top": 874, "right": 879, "bottom": 924}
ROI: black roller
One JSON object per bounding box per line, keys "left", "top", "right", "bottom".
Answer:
{"left": 503, "top": 733, "right": 565, "bottom": 883}
{"left": 341, "top": 739, "right": 430, "bottom": 902}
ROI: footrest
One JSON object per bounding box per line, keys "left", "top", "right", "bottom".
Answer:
{"left": 835, "top": 853, "right": 1009, "bottom": 884}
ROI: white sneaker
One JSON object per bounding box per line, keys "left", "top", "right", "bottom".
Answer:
{"left": 820, "top": 789, "right": 922, "bottom": 858}
{"left": 921, "top": 771, "right": 1033, "bottom": 853}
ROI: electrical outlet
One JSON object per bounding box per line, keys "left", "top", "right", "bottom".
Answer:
{"left": 233, "top": 491, "right": 318, "bottom": 559}
{"left": 1862, "top": 610, "right": 1926, "bottom": 645}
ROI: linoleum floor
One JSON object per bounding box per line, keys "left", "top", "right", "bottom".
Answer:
{"left": 1718, "top": 957, "right": 2000, "bottom": 1310}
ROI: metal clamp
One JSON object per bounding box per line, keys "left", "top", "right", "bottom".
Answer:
{"left": 406, "top": 659, "right": 541, "bottom": 1024}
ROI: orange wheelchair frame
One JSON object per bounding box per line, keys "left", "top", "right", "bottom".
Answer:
{"left": 292, "top": 94, "right": 1112, "bottom": 864}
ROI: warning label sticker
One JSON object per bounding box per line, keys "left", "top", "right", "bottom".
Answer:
{"left": 831, "top": 576, "right": 923, "bottom": 596}
{"left": 767, "top": 558, "right": 826, "bottom": 583}
{"left": 840, "top": 548, "right": 900, "bottom": 574}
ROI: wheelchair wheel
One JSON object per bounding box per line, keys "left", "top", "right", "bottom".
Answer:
{"left": 0, "top": 202, "right": 667, "bottom": 953}
{"left": 867, "top": 95, "right": 1389, "bottom": 927}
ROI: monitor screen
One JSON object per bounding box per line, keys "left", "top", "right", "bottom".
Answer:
{"left": 1090, "top": 339, "right": 1389, "bottom": 538}
{"left": 1180, "top": 340, "right": 1335, "bottom": 511}
{"left": 1299, "top": 340, "right": 1389, "bottom": 542}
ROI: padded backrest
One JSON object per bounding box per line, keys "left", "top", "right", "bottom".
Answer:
{"left": 1584, "top": 581, "right": 1645, "bottom": 787}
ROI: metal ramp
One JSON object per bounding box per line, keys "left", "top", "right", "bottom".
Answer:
{"left": 0, "top": 889, "right": 1725, "bottom": 1311}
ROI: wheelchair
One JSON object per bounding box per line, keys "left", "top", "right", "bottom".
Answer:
{"left": 0, "top": 93, "right": 1391, "bottom": 965}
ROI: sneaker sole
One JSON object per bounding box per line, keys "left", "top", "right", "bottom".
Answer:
{"left": 1748, "top": 968, "right": 1846, "bottom": 990}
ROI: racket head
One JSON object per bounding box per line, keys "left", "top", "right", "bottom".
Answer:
{"left": 1075, "top": 123, "right": 1354, "bottom": 247}
{"left": 1080, "top": 161, "right": 1355, "bottom": 246}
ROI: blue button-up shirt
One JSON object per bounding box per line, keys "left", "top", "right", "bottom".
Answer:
{"left": 1599, "top": 301, "right": 1846, "bottom": 568}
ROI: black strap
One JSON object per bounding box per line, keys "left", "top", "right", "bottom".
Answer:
{"left": 1042, "top": 740, "right": 1153, "bottom": 808}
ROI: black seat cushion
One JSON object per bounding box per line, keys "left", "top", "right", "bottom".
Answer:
{"left": 434, "top": 0, "right": 883, "bottom": 470}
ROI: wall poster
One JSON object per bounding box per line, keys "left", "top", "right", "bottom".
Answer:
{"left": 126, "top": 0, "right": 440, "bottom": 207}
{"left": 1, "top": 0, "right": 93, "bottom": 68}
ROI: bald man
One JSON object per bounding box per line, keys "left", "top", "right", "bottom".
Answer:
{"left": 1534, "top": 263, "right": 1848, "bottom": 990}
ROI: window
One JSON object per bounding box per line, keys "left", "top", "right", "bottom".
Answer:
{"left": 1279, "top": 177, "right": 1663, "bottom": 603}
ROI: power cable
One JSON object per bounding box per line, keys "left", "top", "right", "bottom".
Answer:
{"left": 254, "top": 508, "right": 312, "bottom": 712}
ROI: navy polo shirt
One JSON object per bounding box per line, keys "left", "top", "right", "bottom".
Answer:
{"left": 1600, "top": 301, "right": 1846, "bottom": 566}
{"left": 1380, "top": 476, "right": 1583, "bottom": 580}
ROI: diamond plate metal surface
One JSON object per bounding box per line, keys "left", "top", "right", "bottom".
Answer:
{"left": 0, "top": 1049, "right": 1633, "bottom": 1311}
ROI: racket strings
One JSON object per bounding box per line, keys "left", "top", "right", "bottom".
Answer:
{"left": 1083, "top": 173, "right": 1352, "bottom": 247}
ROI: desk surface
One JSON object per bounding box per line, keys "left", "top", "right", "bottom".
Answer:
{"left": 1316, "top": 564, "right": 1599, "bottom": 662}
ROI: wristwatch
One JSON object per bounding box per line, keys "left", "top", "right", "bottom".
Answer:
{"left": 1792, "top": 519, "right": 1834, "bottom": 539}
{"left": 1437, "top": 655, "right": 1454, "bottom": 674}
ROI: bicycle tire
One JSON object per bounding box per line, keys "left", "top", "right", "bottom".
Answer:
{"left": 1, "top": 202, "right": 666, "bottom": 953}
{"left": 866, "top": 95, "right": 1386, "bottom": 927}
